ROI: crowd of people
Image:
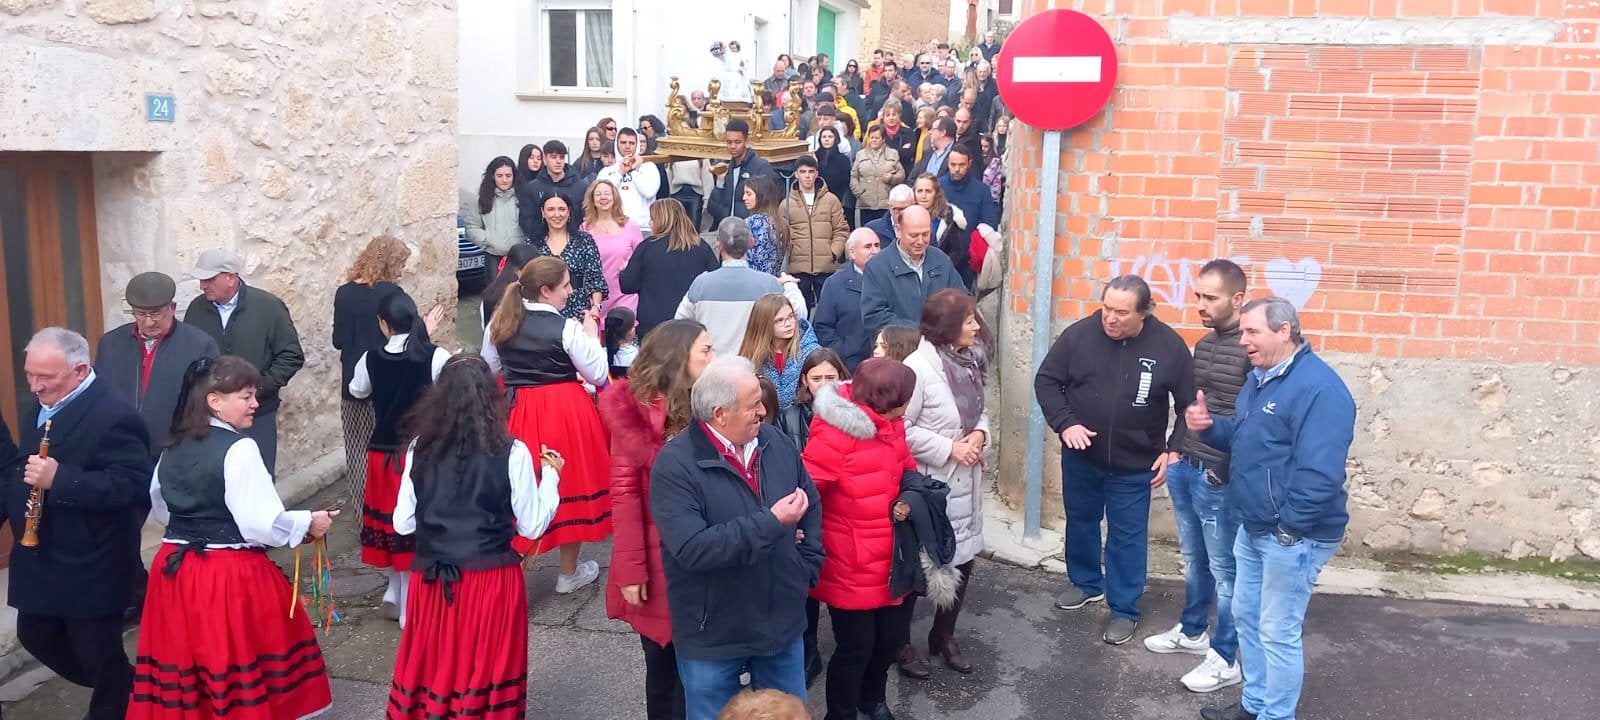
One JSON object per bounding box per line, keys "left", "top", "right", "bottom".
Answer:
{"left": 0, "top": 32, "right": 1357, "bottom": 720}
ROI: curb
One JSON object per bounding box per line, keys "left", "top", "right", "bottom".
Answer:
{"left": 977, "top": 492, "right": 1600, "bottom": 613}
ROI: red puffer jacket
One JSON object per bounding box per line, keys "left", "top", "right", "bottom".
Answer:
{"left": 801, "top": 382, "right": 917, "bottom": 610}
{"left": 599, "top": 380, "right": 673, "bottom": 645}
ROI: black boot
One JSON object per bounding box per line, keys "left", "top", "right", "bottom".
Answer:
{"left": 858, "top": 702, "right": 896, "bottom": 720}
{"left": 804, "top": 646, "right": 824, "bottom": 689}
{"left": 1199, "top": 702, "right": 1257, "bottom": 720}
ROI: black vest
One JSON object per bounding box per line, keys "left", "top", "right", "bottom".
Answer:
{"left": 158, "top": 429, "right": 248, "bottom": 545}
{"left": 496, "top": 311, "right": 578, "bottom": 388}
{"left": 366, "top": 347, "right": 434, "bottom": 452}
{"left": 411, "top": 446, "right": 520, "bottom": 572}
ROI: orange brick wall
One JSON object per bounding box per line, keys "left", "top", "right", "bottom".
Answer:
{"left": 1005, "top": 0, "right": 1600, "bottom": 365}
{"left": 996, "top": 0, "right": 1600, "bottom": 557}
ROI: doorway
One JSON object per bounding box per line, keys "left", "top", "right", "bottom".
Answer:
{"left": 0, "top": 152, "right": 103, "bottom": 569}
{"left": 817, "top": 7, "right": 838, "bottom": 61}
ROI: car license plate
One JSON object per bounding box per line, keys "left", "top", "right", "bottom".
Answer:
{"left": 458, "top": 255, "right": 486, "bottom": 271}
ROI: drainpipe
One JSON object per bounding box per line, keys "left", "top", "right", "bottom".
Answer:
{"left": 1021, "top": 128, "right": 1062, "bottom": 540}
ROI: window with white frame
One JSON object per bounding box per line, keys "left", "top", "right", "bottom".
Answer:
{"left": 539, "top": 0, "right": 615, "bottom": 91}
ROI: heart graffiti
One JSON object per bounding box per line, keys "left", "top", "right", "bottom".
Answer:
{"left": 1263, "top": 258, "right": 1323, "bottom": 310}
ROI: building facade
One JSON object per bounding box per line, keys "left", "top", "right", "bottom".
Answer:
{"left": 458, "top": 0, "right": 866, "bottom": 200}
{"left": 860, "top": 0, "right": 950, "bottom": 57}
{"left": 997, "top": 0, "right": 1600, "bottom": 560}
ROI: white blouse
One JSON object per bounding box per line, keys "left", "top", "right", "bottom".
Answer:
{"left": 479, "top": 301, "right": 609, "bottom": 386}
{"left": 392, "top": 439, "right": 561, "bottom": 541}
{"left": 149, "top": 418, "right": 312, "bottom": 549}
{"left": 347, "top": 333, "right": 452, "bottom": 398}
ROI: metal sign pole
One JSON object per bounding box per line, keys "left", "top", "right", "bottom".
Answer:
{"left": 1022, "top": 129, "right": 1063, "bottom": 540}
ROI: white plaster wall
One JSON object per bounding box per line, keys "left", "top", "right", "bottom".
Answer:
{"left": 0, "top": 0, "right": 460, "bottom": 481}
{"left": 458, "top": 0, "right": 799, "bottom": 198}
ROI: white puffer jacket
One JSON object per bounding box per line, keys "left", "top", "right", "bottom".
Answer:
{"left": 902, "top": 339, "right": 988, "bottom": 566}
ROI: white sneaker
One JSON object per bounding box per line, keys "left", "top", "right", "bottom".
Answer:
{"left": 1142, "top": 623, "right": 1210, "bottom": 655}
{"left": 555, "top": 560, "right": 600, "bottom": 594}
{"left": 1181, "top": 649, "right": 1242, "bottom": 693}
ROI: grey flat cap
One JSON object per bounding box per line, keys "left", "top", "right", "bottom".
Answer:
{"left": 125, "top": 272, "right": 176, "bottom": 308}
{"left": 191, "top": 248, "right": 243, "bottom": 280}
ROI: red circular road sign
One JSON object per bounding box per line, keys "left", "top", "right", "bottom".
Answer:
{"left": 995, "top": 9, "right": 1119, "bottom": 130}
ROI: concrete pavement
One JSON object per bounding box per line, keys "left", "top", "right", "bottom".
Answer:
{"left": 5, "top": 483, "right": 1600, "bottom": 719}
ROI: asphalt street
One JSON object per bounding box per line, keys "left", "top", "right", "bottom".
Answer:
{"left": 7, "top": 484, "right": 1600, "bottom": 719}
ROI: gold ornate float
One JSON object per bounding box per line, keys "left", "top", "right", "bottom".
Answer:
{"left": 653, "top": 76, "right": 810, "bottom": 164}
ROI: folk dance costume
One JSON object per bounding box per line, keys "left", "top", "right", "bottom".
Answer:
{"left": 387, "top": 440, "right": 561, "bottom": 719}
{"left": 348, "top": 334, "right": 450, "bottom": 623}
{"left": 482, "top": 301, "right": 614, "bottom": 557}
{"left": 129, "top": 418, "right": 332, "bottom": 720}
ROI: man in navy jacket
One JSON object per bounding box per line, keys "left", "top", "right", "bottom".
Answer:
{"left": 651, "top": 357, "right": 824, "bottom": 719}
{"left": 1187, "top": 296, "right": 1356, "bottom": 720}
{"left": 860, "top": 206, "right": 968, "bottom": 335}
{"left": 813, "top": 228, "right": 883, "bottom": 369}
{"left": 3, "top": 328, "right": 152, "bottom": 720}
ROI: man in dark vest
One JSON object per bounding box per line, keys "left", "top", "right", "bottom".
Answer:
{"left": 2, "top": 327, "right": 152, "bottom": 720}
{"left": 95, "top": 271, "right": 218, "bottom": 622}
{"left": 185, "top": 249, "right": 305, "bottom": 474}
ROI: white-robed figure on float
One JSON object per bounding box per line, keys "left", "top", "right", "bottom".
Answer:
{"left": 714, "top": 40, "right": 753, "bottom": 103}
{"left": 386, "top": 354, "right": 562, "bottom": 720}
{"left": 129, "top": 355, "right": 337, "bottom": 720}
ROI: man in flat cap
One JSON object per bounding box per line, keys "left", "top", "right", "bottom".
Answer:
{"left": 184, "top": 249, "right": 304, "bottom": 475}
{"left": 95, "top": 271, "right": 218, "bottom": 623}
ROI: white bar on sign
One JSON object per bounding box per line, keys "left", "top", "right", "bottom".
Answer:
{"left": 1012, "top": 56, "right": 1102, "bottom": 83}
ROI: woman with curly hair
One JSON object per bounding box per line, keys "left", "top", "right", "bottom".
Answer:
{"left": 333, "top": 235, "right": 439, "bottom": 508}
{"left": 386, "top": 354, "right": 563, "bottom": 720}
{"left": 583, "top": 178, "right": 644, "bottom": 317}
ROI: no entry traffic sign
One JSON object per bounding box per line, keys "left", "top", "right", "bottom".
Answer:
{"left": 995, "top": 9, "right": 1119, "bottom": 130}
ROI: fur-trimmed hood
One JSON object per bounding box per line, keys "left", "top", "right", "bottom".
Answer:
{"left": 597, "top": 379, "right": 667, "bottom": 464}
{"left": 810, "top": 381, "right": 878, "bottom": 440}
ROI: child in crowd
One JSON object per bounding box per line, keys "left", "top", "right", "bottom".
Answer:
{"left": 604, "top": 306, "right": 639, "bottom": 379}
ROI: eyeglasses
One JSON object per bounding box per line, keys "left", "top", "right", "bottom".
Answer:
{"left": 131, "top": 308, "right": 167, "bottom": 320}
{"left": 774, "top": 315, "right": 797, "bottom": 326}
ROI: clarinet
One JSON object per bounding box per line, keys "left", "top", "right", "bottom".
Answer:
{"left": 20, "top": 419, "right": 50, "bottom": 548}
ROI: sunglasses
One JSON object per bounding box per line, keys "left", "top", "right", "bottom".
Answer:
{"left": 604, "top": 125, "right": 617, "bottom": 131}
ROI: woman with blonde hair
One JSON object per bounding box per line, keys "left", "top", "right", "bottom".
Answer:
{"left": 912, "top": 107, "right": 937, "bottom": 164}
{"left": 333, "top": 235, "right": 439, "bottom": 508}
{"left": 738, "top": 293, "right": 821, "bottom": 409}
{"left": 583, "top": 178, "right": 644, "bottom": 317}
{"left": 620, "top": 199, "right": 722, "bottom": 337}
{"left": 483, "top": 256, "right": 613, "bottom": 593}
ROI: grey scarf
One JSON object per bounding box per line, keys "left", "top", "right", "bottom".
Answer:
{"left": 936, "top": 343, "right": 987, "bottom": 433}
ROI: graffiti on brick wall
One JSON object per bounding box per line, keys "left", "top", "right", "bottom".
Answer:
{"left": 1108, "top": 255, "right": 1323, "bottom": 310}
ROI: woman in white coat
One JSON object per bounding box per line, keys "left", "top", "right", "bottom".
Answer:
{"left": 896, "top": 288, "right": 991, "bottom": 679}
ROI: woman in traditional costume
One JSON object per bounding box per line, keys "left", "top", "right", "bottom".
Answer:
{"left": 129, "top": 355, "right": 338, "bottom": 720}
{"left": 386, "top": 354, "right": 562, "bottom": 719}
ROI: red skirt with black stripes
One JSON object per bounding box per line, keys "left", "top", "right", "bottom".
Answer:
{"left": 361, "top": 449, "right": 415, "bottom": 571}
{"left": 387, "top": 564, "right": 527, "bottom": 719}
{"left": 506, "top": 382, "right": 613, "bottom": 555}
{"left": 129, "top": 544, "right": 332, "bottom": 720}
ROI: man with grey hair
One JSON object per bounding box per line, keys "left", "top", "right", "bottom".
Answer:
{"left": 1033, "top": 275, "right": 1195, "bottom": 646}
{"left": 5, "top": 327, "right": 151, "bottom": 720}
{"left": 865, "top": 184, "right": 915, "bottom": 247}
{"left": 860, "top": 204, "right": 967, "bottom": 334}
{"left": 650, "top": 355, "right": 824, "bottom": 718}
{"left": 814, "top": 227, "right": 883, "bottom": 369}
{"left": 1188, "top": 296, "right": 1355, "bottom": 720}
{"left": 675, "top": 217, "right": 806, "bottom": 355}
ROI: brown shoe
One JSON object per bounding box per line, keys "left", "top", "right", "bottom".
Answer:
{"left": 895, "top": 643, "right": 931, "bottom": 680}
{"left": 937, "top": 639, "right": 974, "bottom": 674}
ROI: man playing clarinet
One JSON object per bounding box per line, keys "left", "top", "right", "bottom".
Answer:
{"left": 0, "top": 327, "right": 152, "bottom": 720}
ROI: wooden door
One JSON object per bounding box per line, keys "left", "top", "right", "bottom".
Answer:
{"left": 0, "top": 152, "right": 103, "bottom": 568}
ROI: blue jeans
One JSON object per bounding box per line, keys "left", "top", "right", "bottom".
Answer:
{"left": 1231, "top": 529, "right": 1339, "bottom": 720}
{"left": 1168, "top": 460, "right": 1240, "bottom": 663}
{"left": 1060, "top": 451, "right": 1156, "bottom": 621}
{"left": 676, "top": 636, "right": 806, "bottom": 720}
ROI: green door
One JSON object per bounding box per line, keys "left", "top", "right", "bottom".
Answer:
{"left": 817, "top": 7, "right": 837, "bottom": 61}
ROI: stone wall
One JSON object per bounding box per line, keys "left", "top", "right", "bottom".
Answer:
{"left": 996, "top": 0, "right": 1600, "bottom": 560}
{"left": 859, "top": 0, "right": 951, "bottom": 59}
{"left": 0, "top": 0, "right": 460, "bottom": 479}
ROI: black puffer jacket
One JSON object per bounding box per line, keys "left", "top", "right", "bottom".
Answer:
{"left": 1173, "top": 322, "right": 1250, "bottom": 477}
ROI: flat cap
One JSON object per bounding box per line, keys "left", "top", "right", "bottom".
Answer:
{"left": 125, "top": 272, "right": 176, "bottom": 309}
{"left": 191, "top": 248, "right": 243, "bottom": 280}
